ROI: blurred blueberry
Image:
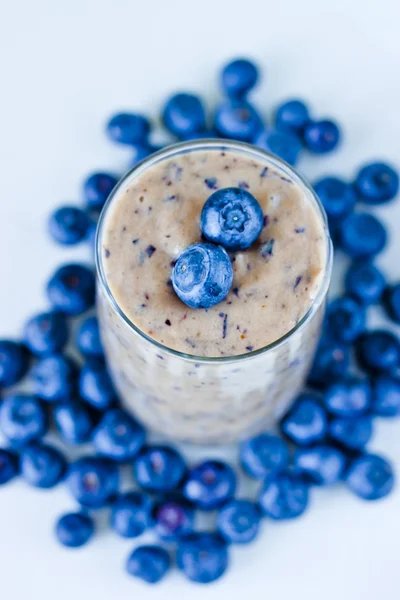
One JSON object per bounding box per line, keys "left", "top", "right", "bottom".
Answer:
{"left": 345, "top": 453, "right": 394, "bottom": 500}
{"left": 180, "top": 130, "right": 219, "bottom": 140}
{"left": 162, "top": 93, "right": 206, "bottom": 137}
{"left": 67, "top": 456, "right": 119, "bottom": 508}
{"left": 217, "top": 499, "right": 261, "bottom": 544}
{"left": 308, "top": 339, "right": 351, "bottom": 388}
{"left": 83, "top": 172, "right": 118, "bottom": 212}
{"left": 329, "top": 415, "right": 373, "bottom": 450}
{"left": 214, "top": 99, "right": 263, "bottom": 142}
{"left": 54, "top": 401, "right": 94, "bottom": 444}
{"left": 0, "top": 340, "right": 30, "bottom": 388}
{"left": 356, "top": 330, "right": 400, "bottom": 374}
{"left": 55, "top": 512, "right": 95, "bottom": 548}
{"left": 92, "top": 408, "right": 145, "bottom": 461}
{"left": 79, "top": 361, "right": 117, "bottom": 411}
{"left": 240, "top": 433, "right": 289, "bottom": 479}
{"left": 23, "top": 311, "right": 69, "bottom": 356}
{"left": 274, "top": 99, "right": 310, "bottom": 135}
{"left": 110, "top": 492, "right": 153, "bottom": 538}
{"left": 324, "top": 378, "right": 371, "bottom": 417}
{"left": 0, "top": 448, "right": 19, "bottom": 485}
{"left": 383, "top": 282, "right": 400, "bottom": 324}
{"left": 133, "top": 446, "right": 186, "bottom": 493}
{"left": 176, "top": 532, "right": 229, "bottom": 584}
{"left": 0, "top": 394, "right": 48, "bottom": 446}
{"left": 48, "top": 206, "right": 90, "bottom": 246}
{"left": 32, "top": 354, "right": 78, "bottom": 403}
{"left": 183, "top": 460, "right": 236, "bottom": 510}
{"left": 258, "top": 473, "right": 309, "bottom": 520}
{"left": 126, "top": 545, "right": 171, "bottom": 584}
{"left": 338, "top": 213, "right": 387, "bottom": 258}
{"left": 76, "top": 316, "right": 103, "bottom": 358}
{"left": 325, "top": 296, "right": 366, "bottom": 344}
{"left": 355, "top": 162, "right": 399, "bottom": 205}
{"left": 292, "top": 445, "right": 346, "bottom": 485}
{"left": 314, "top": 177, "right": 356, "bottom": 223}
{"left": 20, "top": 443, "right": 66, "bottom": 488}
{"left": 106, "top": 112, "right": 150, "bottom": 145}
{"left": 221, "top": 58, "right": 259, "bottom": 98}
{"left": 345, "top": 261, "right": 386, "bottom": 305}
{"left": 303, "top": 119, "right": 341, "bottom": 153}
{"left": 47, "top": 264, "right": 95, "bottom": 316}
{"left": 371, "top": 375, "right": 400, "bottom": 417}
{"left": 153, "top": 497, "right": 194, "bottom": 541}
{"left": 281, "top": 394, "right": 328, "bottom": 445}
{"left": 255, "top": 129, "right": 302, "bottom": 166}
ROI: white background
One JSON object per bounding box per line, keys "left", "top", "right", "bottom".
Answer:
{"left": 1, "top": 0, "right": 400, "bottom": 598}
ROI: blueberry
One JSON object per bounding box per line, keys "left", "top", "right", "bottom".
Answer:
{"left": 46, "top": 264, "right": 95, "bottom": 316}
{"left": 303, "top": 119, "right": 341, "bottom": 153}
{"left": 213, "top": 100, "right": 263, "bottom": 142}
{"left": 324, "top": 378, "right": 371, "bottom": 417}
{"left": 172, "top": 243, "right": 233, "bottom": 309}
{"left": 280, "top": 394, "right": 328, "bottom": 446}
{"left": 308, "top": 339, "right": 351, "bottom": 388}
{"left": 383, "top": 283, "right": 400, "bottom": 324}
{"left": 130, "top": 143, "right": 160, "bottom": 166}
{"left": 0, "top": 448, "right": 19, "bottom": 484}
{"left": 106, "top": 112, "right": 150, "bottom": 145}
{"left": 329, "top": 415, "right": 373, "bottom": 450}
{"left": 92, "top": 408, "right": 145, "bottom": 461}
{"left": 344, "top": 261, "right": 386, "bottom": 305}
{"left": 54, "top": 401, "right": 94, "bottom": 444}
{"left": 67, "top": 456, "right": 119, "bottom": 508}
{"left": 32, "top": 354, "right": 78, "bottom": 403}
{"left": 221, "top": 58, "right": 259, "bottom": 99}
{"left": 274, "top": 99, "right": 310, "bottom": 135}
{"left": 255, "top": 129, "right": 302, "bottom": 166}
{"left": 292, "top": 445, "right": 346, "bottom": 485}
{"left": 48, "top": 206, "right": 90, "bottom": 246}
{"left": 182, "top": 460, "right": 236, "bottom": 510}
{"left": 240, "top": 433, "right": 289, "bottom": 479}
{"left": 0, "top": 394, "right": 48, "bottom": 445}
{"left": 356, "top": 330, "right": 400, "bottom": 373}
{"left": 339, "top": 213, "right": 387, "bottom": 258}
{"left": 83, "top": 172, "right": 118, "bottom": 212}
{"left": 371, "top": 375, "right": 400, "bottom": 417}
{"left": 258, "top": 473, "right": 309, "bottom": 520}
{"left": 153, "top": 497, "right": 194, "bottom": 541}
{"left": 314, "top": 177, "right": 357, "bottom": 222}
{"left": 176, "top": 532, "right": 229, "bottom": 584}
{"left": 345, "top": 453, "right": 394, "bottom": 501}
{"left": 355, "top": 162, "right": 399, "bottom": 205}
{"left": 162, "top": 93, "right": 206, "bottom": 137}
{"left": 79, "top": 361, "right": 117, "bottom": 410}
{"left": 217, "top": 499, "right": 261, "bottom": 544}
{"left": 0, "top": 340, "right": 30, "bottom": 388}
{"left": 133, "top": 446, "right": 186, "bottom": 493}
{"left": 110, "top": 492, "right": 153, "bottom": 538}
{"left": 75, "top": 316, "right": 103, "bottom": 358}
{"left": 325, "top": 296, "right": 366, "bottom": 344}
{"left": 20, "top": 443, "right": 66, "bottom": 488}
{"left": 126, "top": 545, "right": 171, "bottom": 584}
{"left": 55, "top": 512, "right": 95, "bottom": 548}
{"left": 23, "top": 311, "right": 69, "bottom": 356}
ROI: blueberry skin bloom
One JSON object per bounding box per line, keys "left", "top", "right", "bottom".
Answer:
{"left": 126, "top": 545, "right": 171, "bottom": 584}
{"left": 0, "top": 394, "right": 48, "bottom": 445}
{"left": 20, "top": 443, "right": 67, "bottom": 488}
{"left": 324, "top": 378, "right": 371, "bottom": 417}
{"left": 0, "top": 449, "right": 19, "bottom": 485}
{"left": 67, "top": 456, "right": 119, "bottom": 508}
{"left": 303, "top": 119, "right": 341, "bottom": 153}
{"left": 292, "top": 445, "right": 346, "bottom": 486}
{"left": 162, "top": 93, "right": 206, "bottom": 137}
{"left": 255, "top": 129, "right": 302, "bottom": 166}
{"left": 54, "top": 401, "right": 94, "bottom": 444}
{"left": 106, "top": 112, "right": 150, "bottom": 145}
{"left": 110, "top": 492, "right": 153, "bottom": 538}
{"left": 79, "top": 361, "right": 117, "bottom": 410}
{"left": 329, "top": 415, "right": 373, "bottom": 450}
{"left": 217, "top": 499, "right": 261, "bottom": 544}
{"left": 274, "top": 99, "right": 310, "bottom": 135}
{"left": 258, "top": 473, "right": 309, "bottom": 520}
{"left": 325, "top": 296, "right": 366, "bottom": 344}
{"left": 23, "top": 311, "right": 69, "bottom": 356}
{"left": 183, "top": 460, "right": 236, "bottom": 510}
{"left": 75, "top": 317, "right": 103, "bottom": 358}
{"left": 345, "top": 453, "right": 394, "bottom": 500}
{"left": 48, "top": 206, "right": 90, "bottom": 245}
{"left": 372, "top": 375, "right": 400, "bottom": 417}
{"left": 83, "top": 172, "right": 118, "bottom": 212}
{"left": 221, "top": 58, "right": 259, "bottom": 99}
{"left": 355, "top": 161, "right": 399, "bottom": 205}
{"left": 153, "top": 498, "right": 194, "bottom": 541}
{"left": 172, "top": 243, "right": 233, "bottom": 309}
{"left": 92, "top": 408, "right": 146, "bottom": 461}
{"left": 383, "top": 283, "right": 400, "bottom": 324}
{"left": 339, "top": 213, "right": 387, "bottom": 258}
{"left": 314, "top": 177, "right": 357, "bottom": 223}
{"left": 344, "top": 261, "right": 386, "bottom": 305}
{"left": 32, "top": 354, "right": 78, "bottom": 403}
{"left": 280, "top": 394, "right": 328, "bottom": 446}
{"left": 47, "top": 264, "right": 95, "bottom": 316}
{"left": 240, "top": 433, "right": 289, "bottom": 479}
{"left": 133, "top": 446, "right": 186, "bottom": 493}
{"left": 0, "top": 340, "right": 30, "bottom": 388}
{"left": 356, "top": 330, "right": 400, "bottom": 373}
{"left": 214, "top": 100, "right": 263, "bottom": 142}
{"left": 55, "top": 512, "right": 95, "bottom": 548}
{"left": 176, "top": 532, "right": 229, "bottom": 584}
{"left": 201, "top": 187, "right": 263, "bottom": 251}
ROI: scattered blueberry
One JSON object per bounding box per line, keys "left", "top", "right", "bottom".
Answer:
{"left": 83, "top": 172, "right": 118, "bottom": 212}
{"left": 255, "top": 129, "right": 302, "bottom": 166}
{"left": 0, "top": 448, "right": 19, "bottom": 484}
{"left": 110, "top": 492, "right": 154, "bottom": 538}
{"left": 48, "top": 206, "right": 90, "bottom": 245}
{"left": 106, "top": 112, "right": 150, "bottom": 145}
{"left": 214, "top": 100, "right": 263, "bottom": 142}
{"left": 325, "top": 296, "right": 366, "bottom": 344}
{"left": 240, "top": 433, "right": 289, "bottom": 479}
{"left": 303, "top": 119, "right": 341, "bottom": 153}
{"left": 339, "top": 213, "right": 387, "bottom": 258}
{"left": 308, "top": 339, "right": 351, "bottom": 387}
{"left": 345, "top": 454, "right": 394, "bottom": 501}
{"left": 356, "top": 330, "right": 400, "bottom": 373}
{"left": 67, "top": 456, "right": 119, "bottom": 508}
{"left": 0, "top": 340, "right": 30, "bottom": 388}
{"left": 75, "top": 316, "right": 103, "bottom": 358}
{"left": 92, "top": 408, "right": 145, "bottom": 461}
{"left": 133, "top": 446, "right": 186, "bottom": 493}
{"left": 31, "top": 354, "right": 78, "bottom": 403}
{"left": 324, "top": 378, "right": 371, "bottom": 417}
{"left": 130, "top": 143, "right": 160, "bottom": 166}
{"left": 54, "top": 401, "right": 94, "bottom": 444}
{"left": 281, "top": 394, "right": 328, "bottom": 446}
{"left": 153, "top": 497, "right": 194, "bottom": 541}
{"left": 292, "top": 445, "right": 346, "bottom": 485}
{"left": 172, "top": 243, "right": 233, "bottom": 309}
{"left": 176, "top": 532, "right": 229, "bottom": 584}
{"left": 162, "top": 93, "right": 206, "bottom": 137}
{"left": 274, "top": 99, "right": 310, "bottom": 135}
{"left": 221, "top": 58, "right": 259, "bottom": 99}
{"left": 329, "top": 415, "right": 373, "bottom": 450}
{"left": 23, "top": 311, "right": 69, "bottom": 356}
{"left": 79, "top": 361, "right": 117, "bottom": 410}
{"left": 183, "top": 460, "right": 236, "bottom": 510}
{"left": 355, "top": 162, "right": 399, "bottom": 205}
{"left": 344, "top": 261, "right": 386, "bottom": 305}
{"left": 383, "top": 282, "right": 400, "bottom": 324}
{"left": 371, "top": 375, "right": 400, "bottom": 417}
{"left": 258, "top": 473, "right": 309, "bottom": 520}
{"left": 20, "top": 443, "right": 66, "bottom": 488}
{"left": 314, "top": 177, "right": 356, "bottom": 222}
{"left": 0, "top": 394, "right": 48, "bottom": 445}
{"left": 217, "top": 499, "right": 261, "bottom": 544}
{"left": 46, "top": 263, "right": 95, "bottom": 316}
{"left": 126, "top": 545, "right": 171, "bottom": 584}
{"left": 55, "top": 512, "right": 95, "bottom": 548}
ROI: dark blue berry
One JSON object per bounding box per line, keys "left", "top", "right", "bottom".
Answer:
{"left": 83, "top": 172, "right": 118, "bottom": 212}
{"left": 20, "top": 443, "right": 66, "bottom": 488}
{"left": 324, "top": 378, "right": 371, "bottom": 417}
{"left": 106, "top": 113, "right": 150, "bottom": 145}
{"left": 308, "top": 339, "right": 351, "bottom": 388}
{"left": 131, "top": 143, "right": 161, "bottom": 166}
{"left": 221, "top": 58, "right": 259, "bottom": 99}
{"left": 314, "top": 177, "right": 356, "bottom": 222}
{"left": 339, "top": 213, "right": 387, "bottom": 258}
{"left": 255, "top": 129, "right": 302, "bottom": 166}
{"left": 0, "top": 340, "right": 30, "bottom": 388}
{"left": 32, "top": 354, "right": 78, "bottom": 403}
{"left": 0, "top": 448, "right": 19, "bottom": 484}
{"left": 79, "top": 361, "right": 117, "bottom": 410}
{"left": 67, "top": 456, "right": 119, "bottom": 508}
{"left": 48, "top": 206, "right": 90, "bottom": 245}
{"left": 126, "top": 545, "right": 171, "bottom": 584}
{"left": 55, "top": 512, "right": 94, "bottom": 548}
{"left": 133, "top": 446, "right": 186, "bottom": 493}
{"left": 292, "top": 445, "right": 346, "bottom": 485}
{"left": 162, "top": 93, "right": 206, "bottom": 137}
{"left": 258, "top": 473, "right": 309, "bottom": 520}
{"left": 281, "top": 394, "right": 328, "bottom": 445}
{"left": 176, "top": 532, "right": 229, "bottom": 584}
{"left": 213, "top": 100, "right": 263, "bottom": 142}
{"left": 54, "top": 401, "right": 94, "bottom": 444}
{"left": 274, "top": 99, "right": 310, "bottom": 135}
{"left": 303, "top": 119, "right": 341, "bottom": 153}
{"left": 240, "top": 433, "right": 289, "bottom": 479}
{"left": 153, "top": 497, "right": 194, "bottom": 541}
{"left": 325, "top": 296, "right": 366, "bottom": 344}
{"left": 92, "top": 408, "right": 145, "bottom": 461}
{"left": 345, "top": 453, "right": 394, "bottom": 500}
{"left": 0, "top": 394, "right": 48, "bottom": 445}
{"left": 201, "top": 187, "right": 263, "bottom": 251}
{"left": 383, "top": 283, "right": 400, "bottom": 324}
{"left": 110, "top": 492, "right": 153, "bottom": 538}
{"left": 46, "top": 264, "right": 95, "bottom": 316}
{"left": 345, "top": 261, "right": 386, "bottom": 305}
{"left": 217, "top": 499, "right": 261, "bottom": 544}
{"left": 355, "top": 162, "right": 399, "bottom": 205}
{"left": 182, "top": 460, "right": 236, "bottom": 510}
{"left": 172, "top": 243, "right": 233, "bottom": 309}
{"left": 23, "top": 311, "right": 69, "bottom": 356}
{"left": 75, "top": 316, "right": 103, "bottom": 358}
{"left": 329, "top": 415, "right": 373, "bottom": 450}
{"left": 371, "top": 375, "right": 400, "bottom": 417}
{"left": 356, "top": 330, "right": 400, "bottom": 373}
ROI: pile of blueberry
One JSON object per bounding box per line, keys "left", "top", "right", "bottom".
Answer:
{"left": 1, "top": 57, "right": 400, "bottom": 586}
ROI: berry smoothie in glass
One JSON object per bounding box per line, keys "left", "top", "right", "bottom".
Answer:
{"left": 96, "top": 140, "right": 332, "bottom": 444}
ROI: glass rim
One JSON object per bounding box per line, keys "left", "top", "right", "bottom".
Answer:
{"left": 96, "top": 139, "right": 333, "bottom": 364}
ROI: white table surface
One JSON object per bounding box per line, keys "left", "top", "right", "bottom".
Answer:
{"left": 1, "top": 1, "right": 400, "bottom": 598}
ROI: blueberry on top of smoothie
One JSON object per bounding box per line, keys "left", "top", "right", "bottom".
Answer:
{"left": 201, "top": 187, "right": 263, "bottom": 251}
